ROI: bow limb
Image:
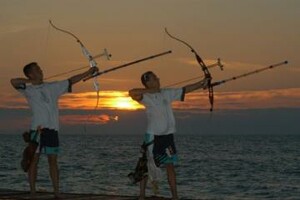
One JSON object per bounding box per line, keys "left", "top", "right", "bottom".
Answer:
{"left": 49, "top": 20, "right": 100, "bottom": 107}
{"left": 49, "top": 20, "right": 82, "bottom": 44}
{"left": 165, "top": 28, "right": 214, "bottom": 111}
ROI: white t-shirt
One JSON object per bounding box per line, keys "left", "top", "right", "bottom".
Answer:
{"left": 17, "top": 80, "right": 71, "bottom": 131}
{"left": 140, "top": 88, "right": 185, "bottom": 136}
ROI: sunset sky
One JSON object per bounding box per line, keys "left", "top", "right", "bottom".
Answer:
{"left": 0, "top": 0, "right": 299, "bottom": 134}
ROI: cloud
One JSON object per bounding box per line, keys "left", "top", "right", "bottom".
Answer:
{"left": 60, "top": 114, "right": 118, "bottom": 125}
{"left": 213, "top": 88, "right": 300, "bottom": 110}
{"left": 2, "top": 88, "right": 300, "bottom": 111}
{"left": 172, "top": 88, "right": 300, "bottom": 111}
{"left": 0, "top": 24, "right": 29, "bottom": 35}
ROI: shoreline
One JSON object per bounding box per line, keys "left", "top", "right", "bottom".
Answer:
{"left": 0, "top": 189, "right": 194, "bottom": 200}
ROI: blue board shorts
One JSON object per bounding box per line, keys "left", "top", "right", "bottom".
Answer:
{"left": 153, "top": 133, "right": 178, "bottom": 167}
{"left": 30, "top": 128, "right": 60, "bottom": 155}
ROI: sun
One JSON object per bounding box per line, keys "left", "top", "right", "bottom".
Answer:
{"left": 109, "top": 96, "right": 143, "bottom": 110}
{"left": 100, "top": 91, "right": 144, "bottom": 110}
{"left": 60, "top": 91, "right": 144, "bottom": 110}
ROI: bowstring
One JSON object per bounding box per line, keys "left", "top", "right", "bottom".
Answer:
{"left": 44, "top": 66, "right": 89, "bottom": 80}
{"left": 39, "top": 22, "right": 52, "bottom": 66}
{"left": 48, "top": 21, "right": 104, "bottom": 171}
{"left": 163, "top": 75, "right": 204, "bottom": 88}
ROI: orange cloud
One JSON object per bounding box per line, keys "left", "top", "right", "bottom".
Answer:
{"left": 183, "top": 88, "right": 300, "bottom": 111}
{"left": 2, "top": 88, "right": 300, "bottom": 111}
{"left": 60, "top": 114, "right": 118, "bottom": 125}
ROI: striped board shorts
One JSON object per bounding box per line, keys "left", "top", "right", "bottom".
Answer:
{"left": 30, "top": 128, "right": 60, "bottom": 155}
{"left": 153, "top": 134, "right": 178, "bottom": 167}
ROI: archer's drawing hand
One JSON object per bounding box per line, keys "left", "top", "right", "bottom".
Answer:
{"left": 10, "top": 78, "right": 33, "bottom": 89}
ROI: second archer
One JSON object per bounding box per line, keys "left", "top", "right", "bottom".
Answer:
{"left": 129, "top": 71, "right": 210, "bottom": 200}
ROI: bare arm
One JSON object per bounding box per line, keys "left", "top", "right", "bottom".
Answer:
{"left": 128, "top": 88, "right": 160, "bottom": 101}
{"left": 68, "top": 67, "right": 99, "bottom": 85}
{"left": 10, "top": 78, "right": 32, "bottom": 89}
{"left": 183, "top": 77, "right": 211, "bottom": 94}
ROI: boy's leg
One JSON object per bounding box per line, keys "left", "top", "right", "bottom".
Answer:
{"left": 139, "top": 176, "right": 148, "bottom": 200}
{"left": 48, "top": 154, "right": 59, "bottom": 198}
{"left": 166, "top": 164, "right": 178, "bottom": 200}
{"left": 28, "top": 153, "right": 40, "bottom": 198}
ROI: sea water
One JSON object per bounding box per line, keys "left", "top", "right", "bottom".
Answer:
{"left": 0, "top": 133, "right": 299, "bottom": 199}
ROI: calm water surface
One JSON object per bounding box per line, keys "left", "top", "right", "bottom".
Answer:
{"left": 0, "top": 133, "right": 299, "bottom": 199}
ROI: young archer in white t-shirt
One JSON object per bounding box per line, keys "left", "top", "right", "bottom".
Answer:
{"left": 129, "top": 71, "right": 210, "bottom": 200}
{"left": 10, "top": 62, "right": 98, "bottom": 199}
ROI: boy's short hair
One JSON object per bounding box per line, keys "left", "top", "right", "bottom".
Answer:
{"left": 141, "top": 71, "right": 153, "bottom": 87}
{"left": 23, "top": 62, "right": 37, "bottom": 77}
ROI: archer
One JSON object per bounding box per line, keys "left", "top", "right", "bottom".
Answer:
{"left": 10, "top": 62, "right": 98, "bottom": 199}
{"left": 129, "top": 71, "right": 210, "bottom": 200}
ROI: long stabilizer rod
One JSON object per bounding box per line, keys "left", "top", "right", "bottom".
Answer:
{"left": 83, "top": 50, "right": 172, "bottom": 81}
{"left": 211, "top": 60, "right": 288, "bottom": 87}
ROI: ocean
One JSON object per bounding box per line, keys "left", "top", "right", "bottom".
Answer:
{"left": 0, "top": 133, "right": 299, "bottom": 200}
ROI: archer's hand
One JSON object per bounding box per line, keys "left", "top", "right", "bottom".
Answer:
{"left": 203, "top": 77, "right": 212, "bottom": 89}
{"left": 88, "top": 67, "right": 99, "bottom": 75}
{"left": 69, "top": 67, "right": 99, "bottom": 85}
